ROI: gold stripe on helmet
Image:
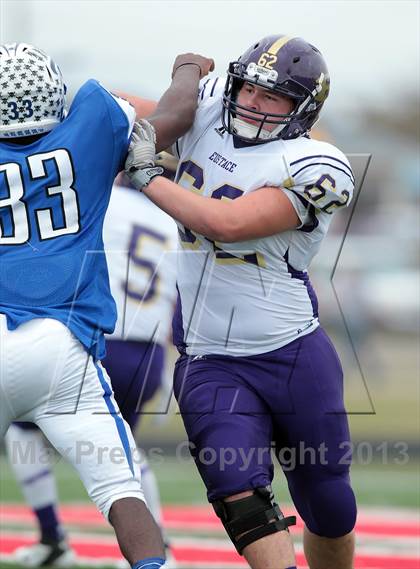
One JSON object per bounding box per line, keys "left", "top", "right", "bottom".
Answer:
{"left": 267, "top": 36, "right": 294, "bottom": 55}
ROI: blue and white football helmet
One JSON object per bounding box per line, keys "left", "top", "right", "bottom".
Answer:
{"left": 0, "top": 42, "right": 66, "bottom": 138}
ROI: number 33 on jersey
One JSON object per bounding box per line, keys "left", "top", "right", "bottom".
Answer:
{"left": 0, "top": 149, "right": 79, "bottom": 244}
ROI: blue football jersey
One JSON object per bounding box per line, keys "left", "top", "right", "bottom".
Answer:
{"left": 0, "top": 80, "right": 135, "bottom": 359}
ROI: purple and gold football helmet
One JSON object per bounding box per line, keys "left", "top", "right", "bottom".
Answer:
{"left": 222, "top": 35, "right": 330, "bottom": 143}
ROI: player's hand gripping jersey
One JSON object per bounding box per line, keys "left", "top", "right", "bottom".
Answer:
{"left": 173, "top": 77, "right": 354, "bottom": 356}
{"left": 103, "top": 185, "right": 178, "bottom": 346}
{"left": 0, "top": 80, "right": 135, "bottom": 359}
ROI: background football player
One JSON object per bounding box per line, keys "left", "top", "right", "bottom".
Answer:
{"left": 0, "top": 42, "right": 213, "bottom": 569}
{"left": 119, "top": 35, "right": 356, "bottom": 569}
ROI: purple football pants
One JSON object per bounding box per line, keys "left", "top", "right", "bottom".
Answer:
{"left": 174, "top": 327, "right": 357, "bottom": 538}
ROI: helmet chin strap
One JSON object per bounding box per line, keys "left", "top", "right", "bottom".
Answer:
{"left": 232, "top": 117, "right": 286, "bottom": 141}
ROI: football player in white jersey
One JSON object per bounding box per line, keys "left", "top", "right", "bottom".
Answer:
{"left": 0, "top": 42, "right": 213, "bottom": 569}
{"left": 121, "top": 35, "right": 356, "bottom": 569}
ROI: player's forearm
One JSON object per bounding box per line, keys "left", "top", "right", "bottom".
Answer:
{"left": 148, "top": 66, "right": 201, "bottom": 152}
{"left": 143, "top": 176, "right": 234, "bottom": 241}
{"left": 143, "top": 179, "right": 300, "bottom": 242}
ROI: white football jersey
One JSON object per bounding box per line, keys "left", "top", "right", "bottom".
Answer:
{"left": 172, "top": 77, "right": 354, "bottom": 357}
{"left": 103, "top": 185, "right": 178, "bottom": 345}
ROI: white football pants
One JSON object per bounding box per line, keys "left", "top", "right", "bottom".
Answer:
{"left": 0, "top": 314, "right": 145, "bottom": 518}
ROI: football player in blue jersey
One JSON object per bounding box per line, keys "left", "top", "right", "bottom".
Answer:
{"left": 5, "top": 167, "right": 179, "bottom": 568}
{"left": 119, "top": 35, "right": 356, "bottom": 569}
{"left": 0, "top": 42, "right": 213, "bottom": 569}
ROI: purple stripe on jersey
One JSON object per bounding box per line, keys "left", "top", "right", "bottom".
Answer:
{"left": 297, "top": 205, "right": 319, "bottom": 233}
{"left": 284, "top": 249, "right": 319, "bottom": 318}
{"left": 292, "top": 162, "right": 354, "bottom": 184}
{"left": 287, "top": 191, "right": 320, "bottom": 233}
{"left": 172, "top": 287, "right": 187, "bottom": 354}
{"left": 23, "top": 468, "right": 51, "bottom": 486}
{"left": 210, "top": 77, "right": 219, "bottom": 97}
{"left": 200, "top": 78, "right": 211, "bottom": 100}
{"left": 290, "top": 154, "right": 355, "bottom": 182}
{"left": 289, "top": 188, "right": 309, "bottom": 208}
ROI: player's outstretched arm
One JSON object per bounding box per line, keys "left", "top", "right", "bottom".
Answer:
{"left": 141, "top": 176, "right": 300, "bottom": 242}
{"left": 125, "top": 121, "right": 299, "bottom": 241}
{"left": 118, "top": 53, "right": 214, "bottom": 152}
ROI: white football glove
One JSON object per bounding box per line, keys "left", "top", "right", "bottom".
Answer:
{"left": 127, "top": 165, "right": 164, "bottom": 191}
{"left": 126, "top": 119, "right": 157, "bottom": 171}
{"left": 125, "top": 120, "right": 163, "bottom": 191}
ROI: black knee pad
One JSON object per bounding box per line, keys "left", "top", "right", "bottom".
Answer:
{"left": 212, "top": 486, "right": 296, "bottom": 554}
